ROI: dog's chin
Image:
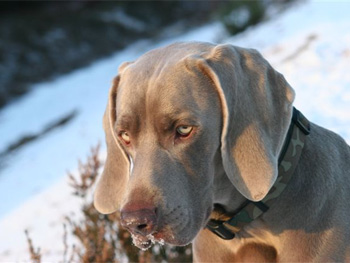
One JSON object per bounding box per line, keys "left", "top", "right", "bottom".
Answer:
{"left": 129, "top": 230, "right": 195, "bottom": 250}
{"left": 129, "top": 206, "right": 212, "bottom": 250}
{"left": 130, "top": 233, "right": 154, "bottom": 251}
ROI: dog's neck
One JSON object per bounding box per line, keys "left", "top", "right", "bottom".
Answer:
{"left": 209, "top": 107, "right": 310, "bottom": 240}
{"left": 212, "top": 166, "right": 246, "bottom": 220}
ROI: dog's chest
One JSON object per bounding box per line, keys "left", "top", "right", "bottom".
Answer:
{"left": 193, "top": 229, "right": 278, "bottom": 262}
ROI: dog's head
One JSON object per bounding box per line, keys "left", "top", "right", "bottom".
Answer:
{"left": 94, "top": 42, "right": 294, "bottom": 249}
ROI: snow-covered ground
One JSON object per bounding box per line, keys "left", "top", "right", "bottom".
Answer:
{"left": 1, "top": 1, "right": 350, "bottom": 261}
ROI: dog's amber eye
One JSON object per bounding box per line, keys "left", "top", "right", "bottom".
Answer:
{"left": 119, "top": 131, "right": 131, "bottom": 145}
{"left": 176, "top": 126, "right": 193, "bottom": 137}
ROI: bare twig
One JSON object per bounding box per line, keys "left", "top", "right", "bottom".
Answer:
{"left": 62, "top": 223, "right": 68, "bottom": 263}
{"left": 25, "top": 229, "right": 41, "bottom": 263}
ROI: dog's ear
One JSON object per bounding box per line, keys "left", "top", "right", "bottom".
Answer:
{"left": 94, "top": 76, "right": 130, "bottom": 214}
{"left": 192, "top": 44, "right": 295, "bottom": 201}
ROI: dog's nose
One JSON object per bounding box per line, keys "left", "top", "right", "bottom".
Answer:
{"left": 120, "top": 205, "right": 157, "bottom": 236}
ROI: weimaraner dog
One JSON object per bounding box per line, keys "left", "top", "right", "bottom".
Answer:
{"left": 94, "top": 42, "right": 350, "bottom": 262}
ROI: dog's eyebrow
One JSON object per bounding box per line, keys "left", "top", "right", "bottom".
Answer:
{"left": 159, "top": 113, "right": 199, "bottom": 131}
{"left": 115, "top": 115, "right": 139, "bottom": 132}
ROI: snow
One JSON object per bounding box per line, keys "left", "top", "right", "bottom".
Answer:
{"left": 1, "top": 1, "right": 350, "bottom": 261}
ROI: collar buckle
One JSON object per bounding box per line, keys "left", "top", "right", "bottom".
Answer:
{"left": 206, "top": 220, "right": 235, "bottom": 240}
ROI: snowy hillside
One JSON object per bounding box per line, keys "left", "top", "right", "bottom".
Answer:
{"left": 1, "top": 0, "right": 350, "bottom": 261}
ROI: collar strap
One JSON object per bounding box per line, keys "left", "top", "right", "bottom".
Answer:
{"left": 207, "top": 107, "right": 310, "bottom": 240}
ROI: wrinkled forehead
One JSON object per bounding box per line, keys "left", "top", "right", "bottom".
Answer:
{"left": 116, "top": 45, "right": 216, "bottom": 118}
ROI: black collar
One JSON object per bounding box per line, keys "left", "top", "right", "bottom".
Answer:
{"left": 206, "top": 107, "right": 311, "bottom": 240}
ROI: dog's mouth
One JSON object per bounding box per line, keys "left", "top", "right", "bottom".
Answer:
{"left": 129, "top": 206, "right": 213, "bottom": 250}
{"left": 129, "top": 225, "right": 200, "bottom": 251}
{"left": 130, "top": 232, "right": 166, "bottom": 250}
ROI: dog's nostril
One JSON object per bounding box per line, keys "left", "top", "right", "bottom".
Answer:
{"left": 137, "top": 224, "right": 148, "bottom": 231}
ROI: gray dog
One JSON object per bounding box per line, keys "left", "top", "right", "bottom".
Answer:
{"left": 94, "top": 42, "right": 350, "bottom": 262}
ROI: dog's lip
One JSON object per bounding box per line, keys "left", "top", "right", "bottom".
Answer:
{"left": 154, "top": 230, "right": 191, "bottom": 246}
{"left": 131, "top": 233, "right": 153, "bottom": 250}
{"left": 153, "top": 232, "right": 166, "bottom": 242}
{"left": 130, "top": 231, "right": 166, "bottom": 250}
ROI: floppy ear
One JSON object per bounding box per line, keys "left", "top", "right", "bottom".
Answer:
{"left": 193, "top": 44, "right": 295, "bottom": 201}
{"left": 94, "top": 76, "right": 130, "bottom": 214}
